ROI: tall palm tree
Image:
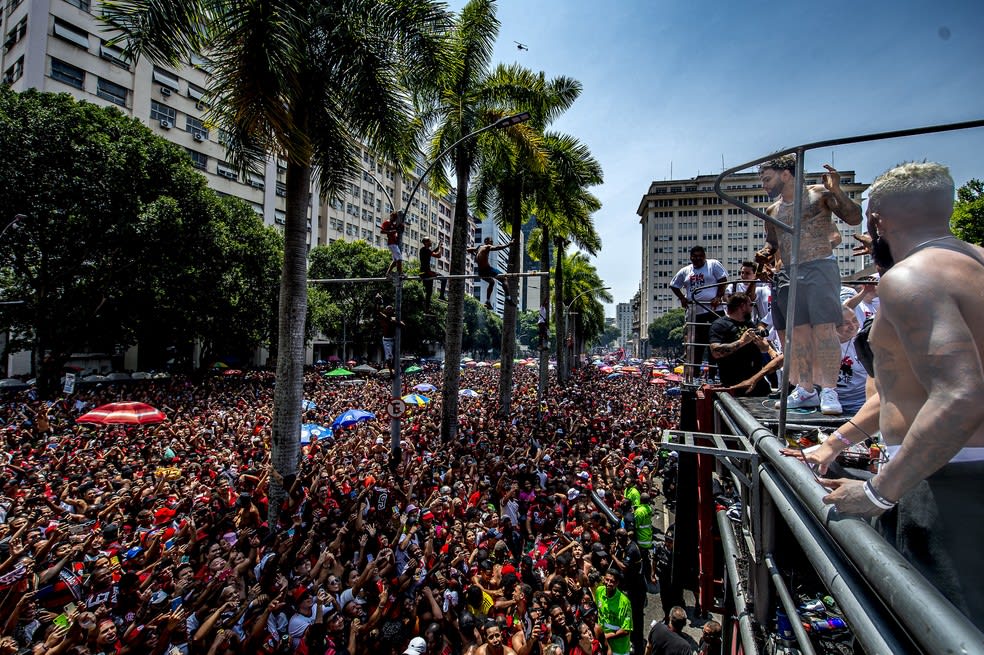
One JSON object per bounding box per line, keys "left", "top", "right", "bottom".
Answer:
{"left": 560, "top": 252, "right": 612, "bottom": 362}
{"left": 102, "top": 0, "right": 449, "bottom": 523}
{"left": 418, "top": 0, "right": 541, "bottom": 441}
{"left": 472, "top": 66, "right": 581, "bottom": 417}
{"left": 525, "top": 133, "right": 602, "bottom": 384}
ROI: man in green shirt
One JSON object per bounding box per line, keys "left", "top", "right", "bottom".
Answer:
{"left": 635, "top": 492, "right": 656, "bottom": 585}
{"left": 595, "top": 569, "right": 633, "bottom": 655}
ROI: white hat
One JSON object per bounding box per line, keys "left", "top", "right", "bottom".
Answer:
{"left": 403, "top": 636, "right": 427, "bottom": 655}
{"left": 542, "top": 455, "right": 552, "bottom": 463}
{"left": 567, "top": 487, "right": 580, "bottom": 500}
{"left": 375, "top": 437, "right": 384, "bottom": 445}
{"left": 577, "top": 471, "right": 590, "bottom": 481}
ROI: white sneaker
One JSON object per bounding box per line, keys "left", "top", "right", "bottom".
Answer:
{"left": 819, "top": 387, "right": 842, "bottom": 415}
{"left": 775, "top": 385, "right": 820, "bottom": 409}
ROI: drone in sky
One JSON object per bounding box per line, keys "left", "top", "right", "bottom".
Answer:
{"left": 514, "top": 41, "right": 528, "bottom": 51}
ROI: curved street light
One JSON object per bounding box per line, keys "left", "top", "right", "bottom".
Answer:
{"left": 365, "top": 112, "right": 531, "bottom": 469}
{"left": 564, "top": 285, "right": 610, "bottom": 377}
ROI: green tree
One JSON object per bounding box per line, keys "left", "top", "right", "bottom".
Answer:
{"left": 649, "top": 308, "right": 686, "bottom": 353}
{"left": 0, "top": 89, "right": 282, "bottom": 394}
{"left": 103, "top": 0, "right": 450, "bottom": 519}
{"left": 472, "top": 65, "right": 581, "bottom": 417}
{"left": 419, "top": 0, "right": 539, "bottom": 441}
{"left": 559, "top": 252, "right": 611, "bottom": 366}
{"left": 596, "top": 324, "right": 622, "bottom": 349}
{"left": 463, "top": 295, "right": 502, "bottom": 358}
{"left": 951, "top": 178, "right": 984, "bottom": 246}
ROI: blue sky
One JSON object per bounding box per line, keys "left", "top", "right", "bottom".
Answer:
{"left": 447, "top": 0, "right": 984, "bottom": 313}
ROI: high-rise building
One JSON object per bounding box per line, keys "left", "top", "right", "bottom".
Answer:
{"left": 635, "top": 171, "right": 869, "bottom": 332}
{"left": 616, "top": 302, "right": 632, "bottom": 348}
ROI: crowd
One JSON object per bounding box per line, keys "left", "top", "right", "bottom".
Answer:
{"left": 0, "top": 362, "right": 720, "bottom": 655}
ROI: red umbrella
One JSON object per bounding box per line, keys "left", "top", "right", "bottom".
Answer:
{"left": 222, "top": 369, "right": 243, "bottom": 376}
{"left": 77, "top": 401, "right": 167, "bottom": 425}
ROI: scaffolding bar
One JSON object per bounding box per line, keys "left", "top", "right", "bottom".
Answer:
{"left": 308, "top": 271, "right": 549, "bottom": 284}
{"left": 717, "top": 509, "right": 759, "bottom": 655}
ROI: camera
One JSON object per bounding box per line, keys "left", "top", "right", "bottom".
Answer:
{"left": 753, "top": 327, "right": 769, "bottom": 338}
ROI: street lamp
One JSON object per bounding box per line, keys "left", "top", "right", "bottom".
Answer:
{"left": 366, "top": 112, "right": 531, "bottom": 471}
{"left": 564, "top": 286, "right": 609, "bottom": 377}
{"left": 1, "top": 215, "right": 26, "bottom": 240}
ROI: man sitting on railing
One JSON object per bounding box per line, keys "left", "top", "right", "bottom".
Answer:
{"left": 820, "top": 161, "right": 984, "bottom": 632}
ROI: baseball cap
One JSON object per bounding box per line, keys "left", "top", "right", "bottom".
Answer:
{"left": 567, "top": 487, "right": 580, "bottom": 501}
{"left": 404, "top": 636, "right": 427, "bottom": 655}
{"left": 375, "top": 437, "right": 384, "bottom": 445}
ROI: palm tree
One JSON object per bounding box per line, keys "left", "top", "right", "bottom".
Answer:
{"left": 560, "top": 252, "right": 612, "bottom": 363}
{"left": 525, "top": 133, "right": 603, "bottom": 384}
{"left": 418, "top": 0, "right": 542, "bottom": 441}
{"left": 102, "top": 0, "right": 449, "bottom": 523}
{"left": 472, "top": 65, "right": 581, "bottom": 417}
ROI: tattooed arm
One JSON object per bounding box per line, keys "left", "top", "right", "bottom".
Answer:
{"left": 820, "top": 164, "right": 862, "bottom": 225}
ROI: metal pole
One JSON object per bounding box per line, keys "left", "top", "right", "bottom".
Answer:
{"left": 374, "top": 113, "right": 531, "bottom": 469}
{"left": 564, "top": 285, "right": 609, "bottom": 378}
{"left": 764, "top": 552, "right": 816, "bottom": 655}
{"left": 308, "top": 271, "right": 549, "bottom": 284}
{"left": 716, "top": 509, "right": 759, "bottom": 655}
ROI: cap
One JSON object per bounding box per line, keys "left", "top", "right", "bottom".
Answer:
{"left": 542, "top": 455, "right": 551, "bottom": 463}
{"left": 404, "top": 636, "right": 427, "bottom": 655}
{"left": 577, "top": 471, "right": 590, "bottom": 481}
{"left": 375, "top": 437, "right": 384, "bottom": 445}
{"left": 566, "top": 487, "right": 580, "bottom": 501}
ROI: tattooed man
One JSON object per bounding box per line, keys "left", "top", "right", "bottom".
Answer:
{"left": 757, "top": 154, "right": 862, "bottom": 414}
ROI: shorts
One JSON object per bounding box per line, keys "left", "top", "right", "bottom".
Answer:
{"left": 388, "top": 244, "right": 402, "bottom": 260}
{"left": 771, "top": 258, "right": 843, "bottom": 331}
{"left": 478, "top": 266, "right": 500, "bottom": 279}
{"left": 382, "top": 337, "right": 394, "bottom": 360}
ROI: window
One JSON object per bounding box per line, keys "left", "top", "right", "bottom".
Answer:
{"left": 185, "top": 115, "right": 208, "bottom": 139}
{"left": 152, "top": 67, "right": 180, "bottom": 90}
{"left": 276, "top": 182, "right": 287, "bottom": 198}
{"left": 216, "top": 161, "right": 237, "bottom": 180}
{"left": 62, "top": 0, "right": 91, "bottom": 10}
{"left": 2, "top": 56, "right": 24, "bottom": 84}
{"left": 53, "top": 18, "right": 89, "bottom": 49}
{"left": 50, "top": 58, "right": 84, "bottom": 89}
{"left": 99, "top": 40, "right": 130, "bottom": 68}
{"left": 96, "top": 77, "right": 128, "bottom": 106}
{"left": 150, "top": 100, "right": 175, "bottom": 123}
{"left": 187, "top": 83, "right": 207, "bottom": 103}
{"left": 185, "top": 148, "right": 207, "bottom": 170}
{"left": 274, "top": 210, "right": 286, "bottom": 225}
{"left": 4, "top": 17, "right": 27, "bottom": 52}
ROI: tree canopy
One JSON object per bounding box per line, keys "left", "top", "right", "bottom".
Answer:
{"left": 648, "top": 308, "right": 686, "bottom": 354}
{"left": 951, "top": 178, "right": 984, "bottom": 246}
{"left": 0, "top": 88, "right": 282, "bottom": 395}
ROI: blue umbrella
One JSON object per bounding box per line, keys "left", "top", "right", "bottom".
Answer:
{"left": 606, "top": 372, "right": 623, "bottom": 379}
{"left": 413, "top": 383, "right": 437, "bottom": 393}
{"left": 458, "top": 389, "right": 479, "bottom": 397}
{"left": 331, "top": 409, "right": 376, "bottom": 430}
{"left": 401, "top": 393, "right": 431, "bottom": 406}
{"left": 302, "top": 399, "right": 317, "bottom": 411}
{"left": 666, "top": 386, "right": 682, "bottom": 396}
{"left": 300, "top": 423, "right": 333, "bottom": 444}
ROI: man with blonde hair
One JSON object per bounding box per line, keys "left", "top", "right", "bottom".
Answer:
{"left": 757, "top": 154, "right": 862, "bottom": 414}
{"left": 822, "top": 161, "right": 984, "bottom": 631}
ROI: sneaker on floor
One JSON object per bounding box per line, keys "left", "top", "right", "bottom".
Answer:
{"left": 775, "top": 385, "right": 819, "bottom": 410}
{"left": 819, "top": 387, "right": 842, "bottom": 415}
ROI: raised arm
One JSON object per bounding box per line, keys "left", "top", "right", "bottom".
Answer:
{"left": 820, "top": 165, "right": 862, "bottom": 226}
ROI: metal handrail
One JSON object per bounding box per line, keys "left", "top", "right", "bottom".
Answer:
{"left": 715, "top": 393, "right": 984, "bottom": 654}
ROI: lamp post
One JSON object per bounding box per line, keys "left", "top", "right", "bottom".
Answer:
{"left": 564, "top": 286, "right": 609, "bottom": 378}
{"left": 1, "top": 215, "right": 26, "bottom": 240}
{"left": 366, "top": 112, "right": 531, "bottom": 471}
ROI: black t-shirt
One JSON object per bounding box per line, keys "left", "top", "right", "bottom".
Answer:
{"left": 647, "top": 622, "right": 693, "bottom": 655}
{"left": 419, "top": 245, "right": 436, "bottom": 272}
{"left": 708, "top": 316, "right": 768, "bottom": 393}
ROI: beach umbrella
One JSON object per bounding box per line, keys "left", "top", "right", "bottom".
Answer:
{"left": 353, "top": 364, "right": 378, "bottom": 375}
{"left": 599, "top": 366, "right": 614, "bottom": 374}
{"left": 302, "top": 399, "right": 317, "bottom": 411}
{"left": 346, "top": 360, "right": 357, "bottom": 366}
{"left": 314, "top": 359, "right": 327, "bottom": 366}
{"left": 673, "top": 365, "right": 684, "bottom": 374}
{"left": 459, "top": 389, "right": 479, "bottom": 397}
{"left": 328, "top": 355, "right": 340, "bottom": 362}
{"left": 606, "top": 373, "right": 623, "bottom": 379}
{"left": 83, "top": 374, "right": 108, "bottom": 382}
{"left": 404, "top": 365, "right": 423, "bottom": 374}
{"left": 300, "top": 423, "right": 333, "bottom": 444}
{"left": 212, "top": 361, "right": 229, "bottom": 369}
{"left": 222, "top": 369, "right": 243, "bottom": 376}
{"left": 325, "top": 367, "right": 354, "bottom": 377}
{"left": 475, "top": 361, "right": 490, "bottom": 368}
{"left": 666, "top": 386, "right": 682, "bottom": 396}
{"left": 650, "top": 378, "right": 669, "bottom": 386}
{"left": 331, "top": 409, "right": 375, "bottom": 430}
{"left": 106, "top": 372, "right": 131, "bottom": 381}
{"left": 77, "top": 401, "right": 166, "bottom": 425}
{"left": 130, "top": 372, "right": 152, "bottom": 380}
{"left": 413, "top": 383, "right": 437, "bottom": 392}
{"left": 401, "top": 393, "right": 431, "bottom": 406}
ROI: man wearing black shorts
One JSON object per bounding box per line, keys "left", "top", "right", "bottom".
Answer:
{"left": 419, "top": 237, "right": 445, "bottom": 309}
{"left": 467, "top": 237, "right": 515, "bottom": 309}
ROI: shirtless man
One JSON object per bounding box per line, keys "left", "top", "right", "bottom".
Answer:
{"left": 757, "top": 155, "right": 862, "bottom": 414}
{"left": 475, "top": 622, "right": 517, "bottom": 655}
{"left": 467, "top": 237, "right": 515, "bottom": 309}
{"left": 820, "top": 162, "right": 984, "bottom": 630}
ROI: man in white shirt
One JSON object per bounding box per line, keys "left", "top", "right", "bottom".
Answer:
{"left": 728, "top": 261, "right": 772, "bottom": 330}
{"left": 670, "top": 245, "right": 729, "bottom": 369}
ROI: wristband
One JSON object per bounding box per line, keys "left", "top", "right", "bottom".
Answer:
{"left": 832, "top": 431, "right": 852, "bottom": 447}
{"left": 863, "top": 480, "right": 896, "bottom": 510}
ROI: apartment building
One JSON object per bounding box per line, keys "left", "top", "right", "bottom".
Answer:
{"left": 635, "top": 171, "right": 869, "bottom": 332}
{"left": 616, "top": 302, "right": 632, "bottom": 349}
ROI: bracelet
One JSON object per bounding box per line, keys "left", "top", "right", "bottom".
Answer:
{"left": 863, "top": 480, "right": 897, "bottom": 510}
{"left": 831, "top": 431, "right": 852, "bottom": 447}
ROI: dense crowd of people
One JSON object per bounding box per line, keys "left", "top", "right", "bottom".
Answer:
{"left": 0, "top": 362, "right": 720, "bottom": 655}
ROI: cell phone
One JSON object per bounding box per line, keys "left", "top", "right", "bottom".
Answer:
{"left": 64, "top": 603, "right": 77, "bottom": 615}
{"left": 53, "top": 614, "right": 70, "bottom": 629}
{"left": 286, "top": 528, "right": 295, "bottom": 537}
{"left": 171, "top": 597, "right": 183, "bottom": 611}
